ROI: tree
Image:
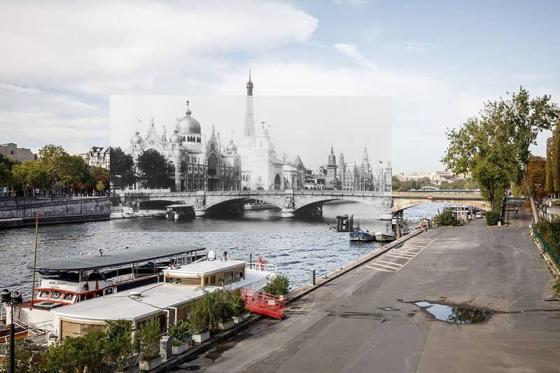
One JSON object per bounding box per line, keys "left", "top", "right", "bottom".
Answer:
{"left": 503, "top": 87, "right": 559, "bottom": 184}
{"left": 442, "top": 88, "right": 558, "bottom": 212}
{"left": 0, "top": 153, "right": 15, "bottom": 187}
{"left": 524, "top": 156, "right": 547, "bottom": 203}
{"left": 391, "top": 176, "right": 401, "bottom": 191}
{"left": 548, "top": 122, "right": 560, "bottom": 193}
{"left": 11, "top": 160, "right": 49, "bottom": 195}
{"left": 137, "top": 149, "right": 170, "bottom": 189}
{"left": 110, "top": 147, "right": 134, "bottom": 189}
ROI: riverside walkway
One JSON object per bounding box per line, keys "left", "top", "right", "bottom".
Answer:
{"left": 174, "top": 204, "right": 560, "bottom": 373}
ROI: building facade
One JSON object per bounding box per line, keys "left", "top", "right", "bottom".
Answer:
{"left": 315, "top": 145, "right": 390, "bottom": 192}
{"left": 80, "top": 146, "right": 110, "bottom": 169}
{"left": 129, "top": 103, "right": 241, "bottom": 192}
{"left": 0, "top": 143, "right": 35, "bottom": 162}
{"left": 127, "top": 74, "right": 307, "bottom": 192}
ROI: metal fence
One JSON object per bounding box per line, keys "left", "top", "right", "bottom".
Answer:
{"left": 533, "top": 227, "right": 560, "bottom": 268}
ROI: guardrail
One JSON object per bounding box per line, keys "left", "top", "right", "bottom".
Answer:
{"left": 533, "top": 227, "right": 560, "bottom": 269}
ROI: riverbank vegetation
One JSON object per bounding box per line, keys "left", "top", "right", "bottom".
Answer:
{"left": 0, "top": 145, "right": 109, "bottom": 197}
{"left": 433, "top": 209, "right": 462, "bottom": 226}
{"left": 442, "top": 87, "right": 559, "bottom": 224}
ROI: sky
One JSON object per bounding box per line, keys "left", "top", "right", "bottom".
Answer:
{"left": 110, "top": 95, "right": 391, "bottom": 169}
{"left": 0, "top": 0, "right": 558, "bottom": 172}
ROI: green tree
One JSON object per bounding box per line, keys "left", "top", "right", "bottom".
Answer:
{"left": 110, "top": 147, "right": 134, "bottom": 189}
{"left": 391, "top": 176, "right": 401, "bottom": 191}
{"left": 549, "top": 122, "right": 560, "bottom": 193}
{"left": 502, "top": 88, "right": 559, "bottom": 184}
{"left": 0, "top": 153, "right": 15, "bottom": 187}
{"left": 137, "top": 149, "right": 170, "bottom": 189}
{"left": 11, "top": 160, "right": 49, "bottom": 195}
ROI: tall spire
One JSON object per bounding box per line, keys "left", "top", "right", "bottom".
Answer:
{"left": 246, "top": 70, "right": 254, "bottom": 96}
{"left": 244, "top": 71, "right": 256, "bottom": 138}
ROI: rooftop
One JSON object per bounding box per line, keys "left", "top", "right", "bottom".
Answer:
{"left": 163, "top": 259, "right": 246, "bottom": 277}
{"left": 32, "top": 246, "right": 205, "bottom": 273}
{"left": 53, "top": 267, "right": 271, "bottom": 322}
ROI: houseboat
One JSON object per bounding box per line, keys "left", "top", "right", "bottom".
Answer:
{"left": 1, "top": 246, "right": 205, "bottom": 336}
{"left": 50, "top": 251, "right": 275, "bottom": 339}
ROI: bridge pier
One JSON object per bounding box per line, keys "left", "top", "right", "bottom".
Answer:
{"left": 281, "top": 209, "right": 295, "bottom": 218}
{"left": 194, "top": 208, "right": 207, "bottom": 217}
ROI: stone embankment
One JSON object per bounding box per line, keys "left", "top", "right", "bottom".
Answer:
{"left": 0, "top": 197, "right": 110, "bottom": 228}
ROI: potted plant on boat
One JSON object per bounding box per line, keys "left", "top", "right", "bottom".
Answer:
{"left": 105, "top": 319, "right": 134, "bottom": 372}
{"left": 229, "top": 290, "right": 248, "bottom": 324}
{"left": 168, "top": 320, "right": 191, "bottom": 355}
{"left": 215, "top": 290, "right": 235, "bottom": 330}
{"left": 136, "top": 319, "right": 162, "bottom": 371}
{"left": 263, "top": 274, "right": 290, "bottom": 302}
{"left": 189, "top": 299, "right": 211, "bottom": 344}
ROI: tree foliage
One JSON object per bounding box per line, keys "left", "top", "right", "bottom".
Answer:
{"left": 110, "top": 147, "right": 134, "bottom": 189}
{"left": 547, "top": 122, "right": 560, "bottom": 193}
{"left": 137, "top": 149, "right": 170, "bottom": 189}
{"left": 443, "top": 87, "right": 559, "bottom": 210}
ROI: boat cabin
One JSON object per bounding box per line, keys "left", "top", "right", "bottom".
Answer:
{"left": 51, "top": 258, "right": 273, "bottom": 339}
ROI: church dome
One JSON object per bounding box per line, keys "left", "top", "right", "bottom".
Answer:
{"left": 178, "top": 101, "right": 201, "bottom": 135}
{"left": 131, "top": 131, "right": 142, "bottom": 145}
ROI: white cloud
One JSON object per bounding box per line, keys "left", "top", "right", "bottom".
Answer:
{"left": 334, "top": 43, "right": 379, "bottom": 71}
{"left": 0, "top": 0, "right": 318, "bottom": 95}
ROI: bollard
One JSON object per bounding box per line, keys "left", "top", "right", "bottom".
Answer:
{"left": 249, "top": 253, "right": 253, "bottom": 267}
{"left": 310, "top": 268, "right": 316, "bottom": 286}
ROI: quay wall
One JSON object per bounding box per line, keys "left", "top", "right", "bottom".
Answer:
{"left": 0, "top": 197, "right": 110, "bottom": 228}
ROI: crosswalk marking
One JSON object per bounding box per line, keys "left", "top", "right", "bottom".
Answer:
{"left": 377, "top": 260, "right": 403, "bottom": 268}
{"left": 364, "top": 265, "right": 394, "bottom": 272}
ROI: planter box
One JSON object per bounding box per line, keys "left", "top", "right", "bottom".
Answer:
{"left": 192, "top": 331, "right": 210, "bottom": 344}
{"left": 233, "top": 313, "right": 251, "bottom": 324}
{"left": 218, "top": 319, "right": 235, "bottom": 330}
{"left": 172, "top": 343, "right": 189, "bottom": 355}
{"left": 139, "top": 356, "right": 162, "bottom": 371}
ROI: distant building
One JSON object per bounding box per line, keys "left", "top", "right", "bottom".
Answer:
{"left": 0, "top": 143, "right": 35, "bottom": 162}
{"left": 81, "top": 146, "right": 110, "bottom": 169}
{"left": 315, "top": 145, "right": 390, "bottom": 191}
{"left": 395, "top": 170, "right": 466, "bottom": 186}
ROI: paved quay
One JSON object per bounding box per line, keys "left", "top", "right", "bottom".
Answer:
{"left": 174, "top": 207, "right": 560, "bottom": 373}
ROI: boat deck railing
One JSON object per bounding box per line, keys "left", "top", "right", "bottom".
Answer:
{"left": 246, "top": 262, "right": 278, "bottom": 273}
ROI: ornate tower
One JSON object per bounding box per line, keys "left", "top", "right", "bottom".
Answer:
{"left": 326, "top": 145, "right": 338, "bottom": 189}
{"left": 244, "top": 71, "right": 256, "bottom": 138}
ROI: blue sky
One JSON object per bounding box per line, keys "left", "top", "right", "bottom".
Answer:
{"left": 0, "top": 0, "right": 558, "bottom": 172}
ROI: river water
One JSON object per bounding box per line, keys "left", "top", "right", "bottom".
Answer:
{"left": 0, "top": 202, "right": 442, "bottom": 296}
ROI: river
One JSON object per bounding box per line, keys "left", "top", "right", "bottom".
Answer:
{"left": 0, "top": 202, "right": 443, "bottom": 296}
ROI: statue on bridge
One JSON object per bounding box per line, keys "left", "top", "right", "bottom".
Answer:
{"left": 283, "top": 196, "right": 295, "bottom": 210}
{"left": 195, "top": 194, "right": 206, "bottom": 209}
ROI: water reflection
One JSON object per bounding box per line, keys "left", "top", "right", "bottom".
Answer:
{"left": 415, "top": 301, "right": 492, "bottom": 324}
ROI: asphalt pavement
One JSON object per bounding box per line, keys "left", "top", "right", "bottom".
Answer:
{"left": 174, "top": 206, "right": 560, "bottom": 373}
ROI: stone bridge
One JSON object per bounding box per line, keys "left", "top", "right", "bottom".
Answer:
{"left": 392, "top": 191, "right": 490, "bottom": 212}
{"left": 116, "top": 190, "right": 391, "bottom": 218}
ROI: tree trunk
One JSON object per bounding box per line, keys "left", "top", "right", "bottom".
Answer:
{"left": 525, "top": 171, "right": 539, "bottom": 223}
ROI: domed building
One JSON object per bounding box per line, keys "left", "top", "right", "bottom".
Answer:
{"left": 129, "top": 102, "right": 241, "bottom": 192}
{"left": 127, "top": 74, "right": 306, "bottom": 192}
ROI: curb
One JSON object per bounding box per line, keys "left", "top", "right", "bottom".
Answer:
{"left": 158, "top": 229, "right": 427, "bottom": 371}
{"left": 287, "top": 229, "right": 427, "bottom": 304}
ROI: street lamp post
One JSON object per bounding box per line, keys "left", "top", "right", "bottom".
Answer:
{"left": 1, "top": 289, "right": 23, "bottom": 373}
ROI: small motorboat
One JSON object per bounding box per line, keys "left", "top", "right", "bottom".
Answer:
{"left": 349, "top": 228, "right": 375, "bottom": 242}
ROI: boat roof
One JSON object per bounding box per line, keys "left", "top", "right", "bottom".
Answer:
{"left": 31, "top": 246, "right": 205, "bottom": 273}
{"left": 52, "top": 269, "right": 270, "bottom": 322}
{"left": 163, "top": 259, "right": 246, "bottom": 277}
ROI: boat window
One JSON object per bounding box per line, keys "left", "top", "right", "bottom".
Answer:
{"left": 51, "top": 291, "right": 62, "bottom": 300}
{"left": 39, "top": 290, "right": 49, "bottom": 298}
{"left": 64, "top": 293, "right": 74, "bottom": 301}
{"left": 105, "top": 288, "right": 113, "bottom": 295}
{"left": 210, "top": 275, "right": 216, "bottom": 285}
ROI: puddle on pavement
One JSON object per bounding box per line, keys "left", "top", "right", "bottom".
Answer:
{"left": 414, "top": 301, "right": 492, "bottom": 324}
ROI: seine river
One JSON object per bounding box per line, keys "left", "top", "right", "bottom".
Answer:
{"left": 0, "top": 202, "right": 442, "bottom": 296}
